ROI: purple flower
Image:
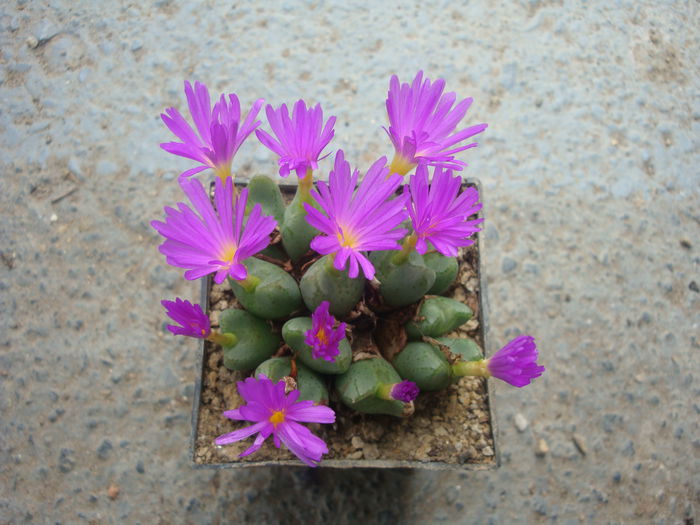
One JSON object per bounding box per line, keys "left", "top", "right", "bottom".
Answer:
{"left": 161, "top": 81, "right": 264, "bottom": 181}
{"left": 304, "top": 301, "right": 346, "bottom": 362}
{"left": 385, "top": 71, "right": 488, "bottom": 175}
{"left": 161, "top": 298, "right": 211, "bottom": 338}
{"left": 151, "top": 176, "right": 277, "bottom": 284}
{"left": 406, "top": 164, "right": 484, "bottom": 257}
{"left": 304, "top": 150, "right": 408, "bottom": 279}
{"left": 390, "top": 380, "right": 419, "bottom": 402}
{"left": 214, "top": 375, "right": 335, "bottom": 467}
{"left": 255, "top": 100, "right": 336, "bottom": 178}
{"left": 487, "top": 335, "right": 545, "bottom": 387}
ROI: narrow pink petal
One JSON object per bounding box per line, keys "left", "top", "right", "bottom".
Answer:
{"left": 287, "top": 402, "right": 336, "bottom": 424}
{"left": 214, "top": 421, "right": 268, "bottom": 445}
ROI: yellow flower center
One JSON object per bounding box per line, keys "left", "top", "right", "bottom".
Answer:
{"left": 269, "top": 410, "right": 285, "bottom": 427}
{"left": 316, "top": 327, "right": 328, "bottom": 344}
{"left": 219, "top": 243, "right": 237, "bottom": 263}
{"left": 336, "top": 226, "right": 358, "bottom": 248}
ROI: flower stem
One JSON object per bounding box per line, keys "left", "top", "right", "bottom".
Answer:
{"left": 452, "top": 359, "right": 490, "bottom": 378}
{"left": 207, "top": 331, "right": 238, "bottom": 347}
{"left": 237, "top": 273, "right": 261, "bottom": 293}
{"left": 297, "top": 168, "right": 314, "bottom": 204}
{"left": 375, "top": 383, "right": 394, "bottom": 401}
{"left": 215, "top": 164, "right": 233, "bottom": 185}
{"left": 388, "top": 153, "right": 415, "bottom": 177}
{"left": 391, "top": 233, "right": 417, "bottom": 265}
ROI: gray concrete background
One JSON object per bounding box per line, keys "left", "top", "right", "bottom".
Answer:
{"left": 1, "top": 1, "right": 698, "bottom": 523}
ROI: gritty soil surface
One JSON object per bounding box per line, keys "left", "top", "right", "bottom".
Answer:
{"left": 195, "top": 243, "right": 495, "bottom": 467}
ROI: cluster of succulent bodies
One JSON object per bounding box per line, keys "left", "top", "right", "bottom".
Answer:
{"left": 153, "top": 72, "right": 545, "bottom": 467}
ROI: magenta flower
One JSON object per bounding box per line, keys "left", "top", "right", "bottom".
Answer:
{"left": 304, "top": 301, "right": 346, "bottom": 361}
{"left": 390, "top": 380, "right": 419, "bottom": 402}
{"left": 255, "top": 100, "right": 336, "bottom": 178}
{"left": 385, "top": 71, "right": 487, "bottom": 175}
{"left": 406, "top": 164, "right": 484, "bottom": 257}
{"left": 161, "top": 81, "right": 264, "bottom": 181}
{"left": 161, "top": 298, "right": 210, "bottom": 338}
{"left": 151, "top": 176, "right": 277, "bottom": 284}
{"left": 487, "top": 335, "right": 545, "bottom": 387}
{"left": 214, "top": 375, "right": 335, "bottom": 467}
{"left": 304, "top": 150, "right": 408, "bottom": 279}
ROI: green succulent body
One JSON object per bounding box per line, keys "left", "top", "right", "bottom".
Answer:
{"left": 282, "top": 317, "right": 352, "bottom": 375}
{"left": 245, "top": 175, "right": 286, "bottom": 224}
{"left": 369, "top": 250, "right": 436, "bottom": 308}
{"left": 299, "top": 255, "right": 365, "bottom": 318}
{"left": 435, "top": 337, "right": 483, "bottom": 362}
{"left": 423, "top": 252, "right": 459, "bottom": 295}
{"left": 335, "top": 358, "right": 406, "bottom": 417}
{"left": 405, "top": 296, "right": 473, "bottom": 340}
{"left": 281, "top": 192, "right": 320, "bottom": 262}
{"left": 219, "top": 309, "right": 280, "bottom": 371}
{"left": 392, "top": 342, "right": 454, "bottom": 391}
{"left": 230, "top": 257, "right": 302, "bottom": 320}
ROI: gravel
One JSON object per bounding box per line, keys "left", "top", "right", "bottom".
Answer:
{"left": 0, "top": 1, "right": 698, "bottom": 523}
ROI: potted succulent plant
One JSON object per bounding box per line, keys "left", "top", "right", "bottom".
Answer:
{"left": 152, "top": 72, "right": 545, "bottom": 469}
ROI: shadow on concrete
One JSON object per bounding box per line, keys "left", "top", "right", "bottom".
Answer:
{"left": 218, "top": 467, "right": 416, "bottom": 524}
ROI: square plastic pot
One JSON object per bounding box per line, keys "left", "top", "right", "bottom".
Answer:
{"left": 190, "top": 179, "right": 499, "bottom": 470}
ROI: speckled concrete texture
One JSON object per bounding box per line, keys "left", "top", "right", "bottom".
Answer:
{"left": 1, "top": 1, "right": 698, "bottom": 523}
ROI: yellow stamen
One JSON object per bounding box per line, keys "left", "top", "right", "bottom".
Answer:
{"left": 269, "top": 410, "right": 285, "bottom": 427}
{"left": 316, "top": 327, "right": 328, "bottom": 344}
{"left": 336, "top": 226, "right": 358, "bottom": 248}
{"left": 219, "top": 244, "right": 237, "bottom": 263}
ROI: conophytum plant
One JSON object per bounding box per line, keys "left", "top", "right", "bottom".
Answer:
{"left": 153, "top": 73, "right": 545, "bottom": 466}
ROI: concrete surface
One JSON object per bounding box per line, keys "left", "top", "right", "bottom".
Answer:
{"left": 1, "top": 1, "right": 698, "bottom": 523}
